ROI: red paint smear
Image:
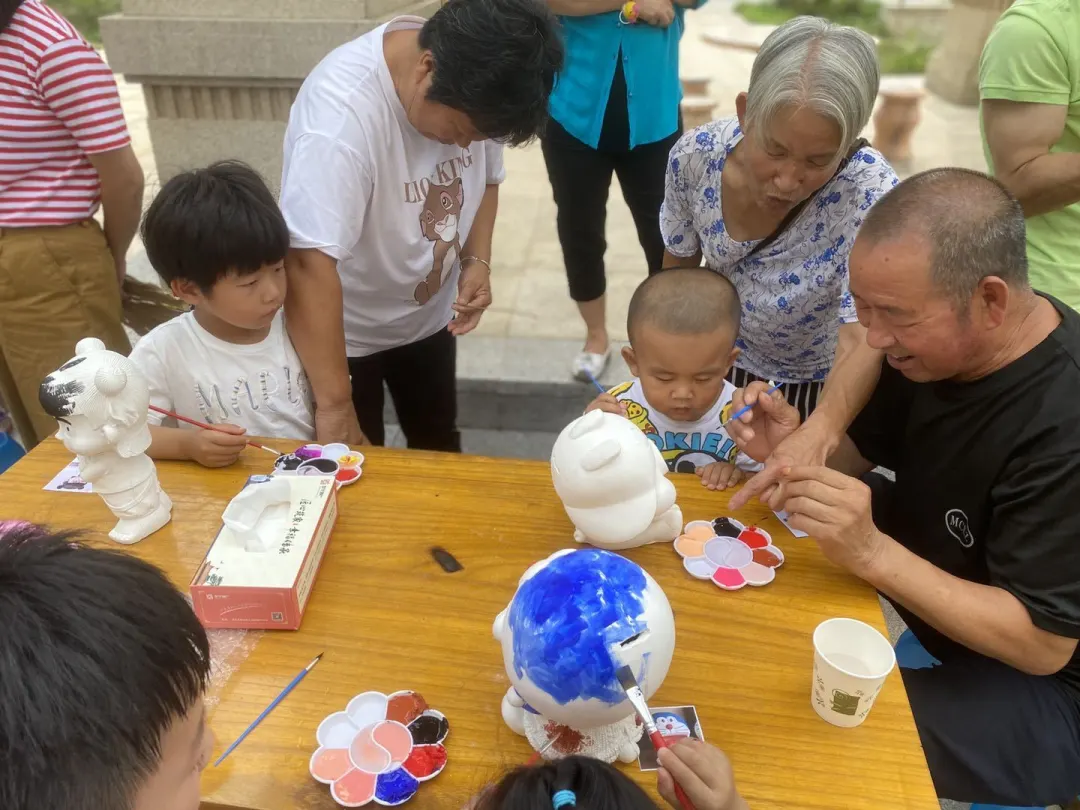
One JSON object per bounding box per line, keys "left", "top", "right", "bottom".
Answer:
{"left": 386, "top": 692, "right": 428, "bottom": 725}
{"left": 738, "top": 527, "right": 769, "bottom": 549}
{"left": 543, "top": 722, "right": 584, "bottom": 755}
{"left": 403, "top": 744, "right": 447, "bottom": 779}
{"left": 753, "top": 547, "right": 782, "bottom": 567}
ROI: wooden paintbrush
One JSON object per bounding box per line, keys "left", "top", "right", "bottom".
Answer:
{"left": 148, "top": 405, "right": 280, "bottom": 456}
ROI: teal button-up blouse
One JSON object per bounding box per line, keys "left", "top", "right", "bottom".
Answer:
{"left": 549, "top": 6, "right": 702, "bottom": 149}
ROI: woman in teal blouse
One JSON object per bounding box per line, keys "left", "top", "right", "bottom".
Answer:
{"left": 542, "top": 0, "right": 705, "bottom": 381}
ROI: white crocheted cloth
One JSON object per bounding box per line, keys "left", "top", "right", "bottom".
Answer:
{"left": 523, "top": 711, "right": 644, "bottom": 763}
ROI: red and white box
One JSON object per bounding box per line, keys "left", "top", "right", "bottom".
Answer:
{"left": 191, "top": 475, "right": 337, "bottom": 630}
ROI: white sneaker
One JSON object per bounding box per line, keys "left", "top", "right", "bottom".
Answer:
{"left": 572, "top": 348, "right": 611, "bottom": 383}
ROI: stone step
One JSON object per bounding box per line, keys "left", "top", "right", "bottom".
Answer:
{"left": 383, "top": 335, "right": 632, "bottom": 435}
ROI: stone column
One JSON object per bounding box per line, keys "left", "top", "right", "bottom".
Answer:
{"left": 924, "top": 0, "right": 1013, "bottom": 106}
{"left": 101, "top": 0, "right": 438, "bottom": 190}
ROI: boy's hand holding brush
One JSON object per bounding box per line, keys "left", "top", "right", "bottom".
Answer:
{"left": 656, "top": 740, "right": 750, "bottom": 810}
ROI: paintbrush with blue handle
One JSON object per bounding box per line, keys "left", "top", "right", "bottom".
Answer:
{"left": 720, "top": 380, "right": 781, "bottom": 429}
{"left": 214, "top": 652, "right": 323, "bottom": 767}
{"left": 582, "top": 368, "right": 607, "bottom": 395}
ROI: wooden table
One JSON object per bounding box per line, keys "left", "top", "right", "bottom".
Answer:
{"left": 1, "top": 441, "right": 938, "bottom": 810}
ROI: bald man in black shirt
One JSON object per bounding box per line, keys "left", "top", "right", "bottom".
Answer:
{"left": 730, "top": 168, "right": 1080, "bottom": 807}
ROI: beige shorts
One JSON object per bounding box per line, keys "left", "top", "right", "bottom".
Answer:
{"left": 0, "top": 220, "right": 130, "bottom": 448}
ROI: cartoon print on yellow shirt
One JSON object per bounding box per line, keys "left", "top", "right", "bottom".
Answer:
{"left": 608, "top": 380, "right": 741, "bottom": 474}
{"left": 414, "top": 177, "right": 463, "bottom": 306}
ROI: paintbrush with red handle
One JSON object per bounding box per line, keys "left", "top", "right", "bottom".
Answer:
{"left": 616, "top": 665, "right": 696, "bottom": 810}
{"left": 148, "top": 405, "right": 280, "bottom": 456}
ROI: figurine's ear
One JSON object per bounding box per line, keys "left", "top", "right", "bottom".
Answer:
{"left": 94, "top": 366, "right": 127, "bottom": 397}
{"left": 570, "top": 408, "right": 604, "bottom": 439}
{"left": 580, "top": 439, "right": 621, "bottom": 472}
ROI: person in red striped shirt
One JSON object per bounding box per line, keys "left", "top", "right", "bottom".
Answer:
{"left": 0, "top": 0, "right": 143, "bottom": 449}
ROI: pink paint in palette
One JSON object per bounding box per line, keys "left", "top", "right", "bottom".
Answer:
{"left": 674, "top": 517, "right": 785, "bottom": 590}
{"left": 310, "top": 690, "right": 449, "bottom": 807}
{"left": 274, "top": 443, "right": 364, "bottom": 489}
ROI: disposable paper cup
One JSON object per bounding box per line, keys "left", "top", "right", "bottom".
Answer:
{"left": 811, "top": 618, "right": 896, "bottom": 728}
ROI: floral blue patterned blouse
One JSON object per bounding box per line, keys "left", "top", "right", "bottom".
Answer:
{"left": 661, "top": 117, "right": 899, "bottom": 384}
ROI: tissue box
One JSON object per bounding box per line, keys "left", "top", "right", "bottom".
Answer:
{"left": 191, "top": 475, "right": 338, "bottom": 630}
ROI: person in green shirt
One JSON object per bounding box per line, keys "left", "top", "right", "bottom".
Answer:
{"left": 979, "top": 0, "right": 1080, "bottom": 311}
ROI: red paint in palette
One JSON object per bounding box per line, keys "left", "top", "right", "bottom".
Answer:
{"left": 738, "top": 526, "right": 770, "bottom": 549}
{"left": 402, "top": 744, "right": 447, "bottom": 779}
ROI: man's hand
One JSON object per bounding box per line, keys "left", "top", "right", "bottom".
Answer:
{"left": 779, "top": 465, "right": 887, "bottom": 578}
{"left": 657, "top": 740, "right": 748, "bottom": 810}
{"left": 638, "top": 0, "right": 676, "bottom": 26}
{"left": 585, "top": 392, "right": 627, "bottom": 417}
{"left": 697, "top": 461, "right": 744, "bottom": 491}
{"left": 315, "top": 402, "right": 368, "bottom": 446}
{"left": 449, "top": 260, "right": 492, "bottom": 337}
{"left": 184, "top": 424, "right": 249, "bottom": 468}
{"left": 726, "top": 381, "right": 800, "bottom": 462}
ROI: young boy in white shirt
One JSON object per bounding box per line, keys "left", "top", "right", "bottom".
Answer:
{"left": 130, "top": 161, "right": 314, "bottom": 468}
{"left": 587, "top": 267, "right": 760, "bottom": 491}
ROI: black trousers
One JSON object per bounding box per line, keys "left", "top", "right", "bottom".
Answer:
{"left": 898, "top": 627, "right": 1080, "bottom": 806}
{"left": 347, "top": 327, "right": 460, "bottom": 452}
{"left": 726, "top": 366, "right": 823, "bottom": 423}
{"left": 541, "top": 58, "right": 681, "bottom": 303}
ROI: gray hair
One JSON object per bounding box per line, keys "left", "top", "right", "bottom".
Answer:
{"left": 746, "top": 16, "right": 880, "bottom": 149}
{"left": 858, "top": 168, "right": 1030, "bottom": 305}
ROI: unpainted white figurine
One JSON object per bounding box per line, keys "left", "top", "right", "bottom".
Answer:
{"left": 551, "top": 409, "right": 682, "bottom": 550}
{"left": 493, "top": 548, "right": 676, "bottom": 763}
{"left": 39, "top": 338, "right": 172, "bottom": 544}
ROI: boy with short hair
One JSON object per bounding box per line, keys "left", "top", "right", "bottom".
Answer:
{"left": 587, "top": 268, "right": 760, "bottom": 490}
{"left": 130, "top": 160, "right": 314, "bottom": 468}
{"left": 0, "top": 521, "right": 213, "bottom": 810}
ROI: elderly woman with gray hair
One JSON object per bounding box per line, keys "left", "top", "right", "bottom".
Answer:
{"left": 661, "top": 16, "right": 896, "bottom": 505}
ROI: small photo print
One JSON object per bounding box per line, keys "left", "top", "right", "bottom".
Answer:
{"left": 637, "top": 705, "right": 705, "bottom": 772}
{"left": 43, "top": 459, "right": 93, "bottom": 493}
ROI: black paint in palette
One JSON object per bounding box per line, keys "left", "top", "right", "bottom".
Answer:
{"left": 712, "top": 517, "right": 743, "bottom": 538}
{"left": 407, "top": 711, "right": 449, "bottom": 745}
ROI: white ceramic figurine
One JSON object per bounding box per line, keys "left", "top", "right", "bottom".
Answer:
{"left": 39, "top": 338, "right": 172, "bottom": 544}
{"left": 493, "top": 548, "right": 676, "bottom": 763}
{"left": 551, "top": 409, "right": 682, "bottom": 550}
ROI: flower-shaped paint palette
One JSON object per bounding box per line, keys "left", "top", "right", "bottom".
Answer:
{"left": 674, "top": 518, "right": 785, "bottom": 590}
{"left": 274, "top": 443, "right": 364, "bottom": 488}
{"left": 310, "top": 690, "right": 449, "bottom": 807}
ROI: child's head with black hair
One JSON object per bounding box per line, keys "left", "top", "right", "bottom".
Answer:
{"left": 0, "top": 521, "right": 213, "bottom": 810}
{"left": 141, "top": 160, "right": 289, "bottom": 340}
{"left": 624, "top": 268, "right": 743, "bottom": 423}
{"left": 475, "top": 756, "right": 660, "bottom": 810}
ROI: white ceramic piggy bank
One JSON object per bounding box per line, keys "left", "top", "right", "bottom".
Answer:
{"left": 493, "top": 548, "right": 677, "bottom": 762}
{"left": 551, "top": 409, "right": 682, "bottom": 550}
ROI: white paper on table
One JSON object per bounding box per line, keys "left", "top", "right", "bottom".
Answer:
{"left": 43, "top": 458, "right": 93, "bottom": 494}
{"left": 774, "top": 509, "right": 808, "bottom": 538}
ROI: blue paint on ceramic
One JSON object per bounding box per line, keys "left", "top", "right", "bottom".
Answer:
{"left": 509, "top": 549, "right": 648, "bottom": 705}
{"left": 375, "top": 768, "right": 419, "bottom": 805}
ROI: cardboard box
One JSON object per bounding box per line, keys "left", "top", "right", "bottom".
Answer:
{"left": 191, "top": 475, "right": 337, "bottom": 630}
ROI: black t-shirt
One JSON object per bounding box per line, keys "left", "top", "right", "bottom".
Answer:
{"left": 848, "top": 296, "right": 1080, "bottom": 696}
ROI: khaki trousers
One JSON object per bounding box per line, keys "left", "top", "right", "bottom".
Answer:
{"left": 0, "top": 220, "right": 130, "bottom": 448}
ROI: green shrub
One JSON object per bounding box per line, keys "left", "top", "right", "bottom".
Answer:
{"left": 732, "top": 1, "right": 932, "bottom": 74}
{"left": 45, "top": 0, "right": 121, "bottom": 44}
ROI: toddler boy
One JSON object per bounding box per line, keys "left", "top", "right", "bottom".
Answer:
{"left": 130, "top": 161, "right": 314, "bottom": 467}
{"left": 0, "top": 521, "right": 213, "bottom": 810}
{"left": 587, "top": 268, "right": 760, "bottom": 490}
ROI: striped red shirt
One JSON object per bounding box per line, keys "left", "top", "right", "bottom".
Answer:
{"left": 0, "top": 0, "right": 131, "bottom": 227}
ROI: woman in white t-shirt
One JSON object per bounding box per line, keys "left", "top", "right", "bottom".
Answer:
{"left": 660, "top": 17, "right": 897, "bottom": 508}
{"left": 280, "top": 0, "right": 563, "bottom": 451}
